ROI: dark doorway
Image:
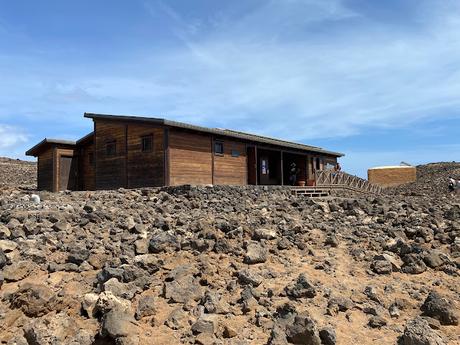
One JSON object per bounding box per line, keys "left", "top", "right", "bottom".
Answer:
{"left": 247, "top": 146, "right": 257, "bottom": 185}
{"left": 59, "top": 156, "right": 77, "bottom": 191}
{"left": 283, "top": 153, "right": 307, "bottom": 186}
{"left": 258, "top": 149, "right": 281, "bottom": 185}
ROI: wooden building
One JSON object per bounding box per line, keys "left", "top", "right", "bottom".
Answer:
{"left": 26, "top": 113, "right": 344, "bottom": 192}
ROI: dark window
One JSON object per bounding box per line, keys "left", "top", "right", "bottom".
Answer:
{"left": 88, "top": 152, "right": 94, "bottom": 165}
{"left": 231, "top": 150, "right": 240, "bottom": 157}
{"left": 141, "top": 135, "right": 153, "bottom": 152}
{"left": 214, "top": 141, "right": 224, "bottom": 155}
{"left": 106, "top": 140, "right": 116, "bottom": 156}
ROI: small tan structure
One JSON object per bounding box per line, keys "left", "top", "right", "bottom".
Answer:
{"left": 368, "top": 165, "right": 416, "bottom": 187}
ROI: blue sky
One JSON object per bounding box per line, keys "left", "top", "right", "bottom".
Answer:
{"left": 0, "top": 0, "right": 459, "bottom": 177}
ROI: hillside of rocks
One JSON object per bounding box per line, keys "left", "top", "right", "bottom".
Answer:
{"left": 0, "top": 157, "right": 36, "bottom": 190}
{"left": 0, "top": 159, "right": 459, "bottom": 345}
{"left": 392, "top": 162, "right": 460, "bottom": 196}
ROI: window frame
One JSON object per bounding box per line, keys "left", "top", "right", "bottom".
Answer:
{"left": 141, "top": 134, "right": 153, "bottom": 153}
{"left": 106, "top": 140, "right": 117, "bottom": 156}
{"left": 231, "top": 149, "right": 240, "bottom": 157}
{"left": 214, "top": 141, "right": 224, "bottom": 155}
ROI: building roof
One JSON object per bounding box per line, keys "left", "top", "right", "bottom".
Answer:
{"left": 84, "top": 112, "right": 344, "bottom": 157}
{"left": 76, "top": 132, "right": 94, "bottom": 145}
{"left": 25, "top": 132, "right": 93, "bottom": 157}
{"left": 25, "top": 138, "right": 76, "bottom": 156}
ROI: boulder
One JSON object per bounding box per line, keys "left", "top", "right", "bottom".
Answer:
{"left": 148, "top": 232, "right": 179, "bottom": 253}
{"left": 3, "top": 260, "right": 38, "bottom": 282}
{"left": 238, "top": 269, "right": 263, "bottom": 287}
{"left": 253, "top": 228, "right": 277, "bottom": 240}
{"left": 319, "top": 327, "right": 336, "bottom": 345}
{"left": 399, "top": 317, "right": 445, "bottom": 345}
{"left": 285, "top": 274, "right": 316, "bottom": 299}
{"left": 101, "top": 308, "right": 140, "bottom": 344}
{"left": 285, "top": 313, "right": 321, "bottom": 345}
{"left": 135, "top": 295, "right": 156, "bottom": 320}
{"left": 0, "top": 239, "right": 17, "bottom": 252}
{"left": 10, "top": 283, "right": 58, "bottom": 317}
{"left": 421, "top": 291, "right": 458, "bottom": 325}
{"left": 0, "top": 249, "right": 7, "bottom": 269}
{"left": 244, "top": 243, "right": 267, "bottom": 264}
{"left": 191, "top": 317, "right": 215, "bottom": 335}
{"left": 163, "top": 267, "right": 203, "bottom": 304}
{"left": 24, "top": 312, "right": 95, "bottom": 345}
{"left": 371, "top": 259, "right": 392, "bottom": 275}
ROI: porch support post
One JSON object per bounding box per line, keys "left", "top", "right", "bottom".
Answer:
{"left": 255, "top": 145, "right": 258, "bottom": 186}
{"left": 280, "top": 151, "right": 284, "bottom": 186}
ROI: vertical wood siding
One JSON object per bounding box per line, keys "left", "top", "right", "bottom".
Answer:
{"left": 213, "top": 140, "right": 247, "bottom": 185}
{"left": 37, "top": 148, "right": 54, "bottom": 191}
{"left": 95, "top": 121, "right": 127, "bottom": 189}
{"left": 169, "top": 130, "right": 213, "bottom": 185}
{"left": 127, "top": 125, "right": 164, "bottom": 188}
{"left": 79, "top": 142, "right": 95, "bottom": 190}
{"left": 94, "top": 120, "right": 165, "bottom": 189}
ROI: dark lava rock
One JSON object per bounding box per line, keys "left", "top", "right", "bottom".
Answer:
{"left": 399, "top": 317, "right": 445, "bottom": 345}
{"left": 191, "top": 318, "right": 215, "bottom": 335}
{"left": 421, "top": 291, "right": 459, "bottom": 326}
{"left": 401, "top": 254, "right": 427, "bottom": 274}
{"left": 135, "top": 295, "right": 156, "bottom": 320}
{"left": 319, "top": 327, "right": 336, "bottom": 345}
{"left": 368, "top": 315, "right": 387, "bottom": 328}
{"left": 285, "top": 274, "right": 316, "bottom": 299}
{"left": 371, "top": 259, "right": 393, "bottom": 275}
{"left": 238, "top": 269, "right": 263, "bottom": 287}
{"left": 285, "top": 313, "right": 321, "bottom": 345}
{"left": 327, "top": 296, "right": 354, "bottom": 315}
{"left": 0, "top": 249, "right": 7, "bottom": 269}
{"left": 148, "top": 232, "right": 180, "bottom": 253}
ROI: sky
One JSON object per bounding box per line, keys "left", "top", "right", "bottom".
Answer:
{"left": 0, "top": 0, "right": 459, "bottom": 177}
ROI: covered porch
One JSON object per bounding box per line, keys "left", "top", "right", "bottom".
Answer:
{"left": 247, "top": 145, "right": 330, "bottom": 186}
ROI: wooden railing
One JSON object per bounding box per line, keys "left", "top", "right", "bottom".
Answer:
{"left": 315, "top": 170, "right": 383, "bottom": 194}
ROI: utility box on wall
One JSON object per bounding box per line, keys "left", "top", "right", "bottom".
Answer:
{"left": 368, "top": 165, "right": 416, "bottom": 187}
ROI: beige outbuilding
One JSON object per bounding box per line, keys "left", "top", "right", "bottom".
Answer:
{"left": 368, "top": 165, "right": 416, "bottom": 187}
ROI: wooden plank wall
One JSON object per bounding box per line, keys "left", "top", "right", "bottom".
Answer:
{"left": 95, "top": 121, "right": 127, "bottom": 189}
{"left": 168, "top": 129, "right": 248, "bottom": 186}
{"left": 37, "top": 148, "right": 54, "bottom": 191}
{"left": 213, "top": 140, "right": 247, "bottom": 185}
{"left": 79, "top": 142, "right": 95, "bottom": 190}
{"left": 127, "top": 125, "right": 164, "bottom": 188}
{"left": 169, "top": 130, "right": 213, "bottom": 185}
{"left": 94, "top": 120, "right": 165, "bottom": 190}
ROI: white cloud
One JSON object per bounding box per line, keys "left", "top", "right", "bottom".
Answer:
{"left": 0, "top": 124, "right": 28, "bottom": 155}
{"left": 125, "top": 0, "right": 460, "bottom": 142}
{"left": 0, "top": 0, "right": 460, "bottom": 157}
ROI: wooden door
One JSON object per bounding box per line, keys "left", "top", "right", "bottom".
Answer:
{"left": 247, "top": 147, "right": 257, "bottom": 185}
{"left": 59, "top": 156, "right": 77, "bottom": 191}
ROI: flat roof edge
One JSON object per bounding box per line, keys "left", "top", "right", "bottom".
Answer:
{"left": 25, "top": 138, "right": 76, "bottom": 157}
{"left": 83, "top": 112, "right": 344, "bottom": 157}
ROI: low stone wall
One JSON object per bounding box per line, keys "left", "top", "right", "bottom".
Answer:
{"left": 368, "top": 166, "right": 416, "bottom": 187}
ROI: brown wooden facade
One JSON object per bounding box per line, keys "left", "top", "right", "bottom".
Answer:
{"left": 26, "top": 113, "right": 343, "bottom": 192}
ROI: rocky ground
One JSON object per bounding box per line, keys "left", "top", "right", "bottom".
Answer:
{"left": 0, "top": 157, "right": 36, "bottom": 190}
{"left": 0, "top": 159, "right": 459, "bottom": 345}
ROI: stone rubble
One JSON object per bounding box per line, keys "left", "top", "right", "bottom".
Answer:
{"left": 0, "top": 159, "right": 459, "bottom": 344}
